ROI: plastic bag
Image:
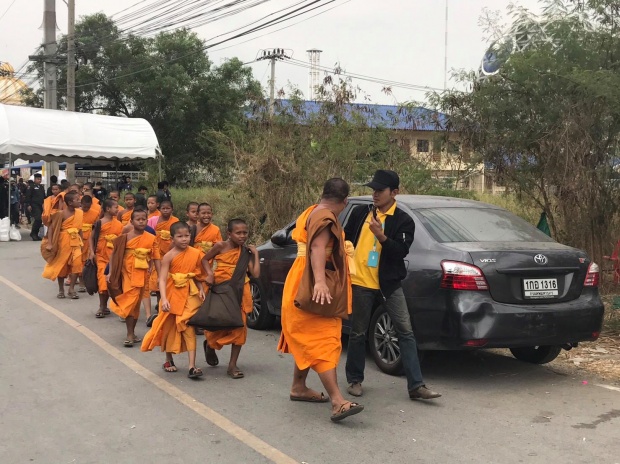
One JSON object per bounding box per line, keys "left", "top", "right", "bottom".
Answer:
{"left": 0, "top": 217, "right": 9, "bottom": 242}
{"left": 9, "top": 225, "right": 21, "bottom": 241}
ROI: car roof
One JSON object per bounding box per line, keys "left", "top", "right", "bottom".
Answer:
{"left": 350, "top": 194, "right": 504, "bottom": 210}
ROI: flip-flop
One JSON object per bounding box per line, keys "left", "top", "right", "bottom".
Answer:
{"left": 290, "top": 392, "right": 330, "bottom": 403}
{"left": 227, "top": 369, "right": 244, "bottom": 379}
{"left": 77, "top": 287, "right": 87, "bottom": 293}
{"left": 330, "top": 402, "right": 364, "bottom": 422}
{"left": 103, "top": 308, "right": 111, "bottom": 315}
{"left": 188, "top": 367, "right": 203, "bottom": 379}
{"left": 95, "top": 311, "right": 106, "bottom": 318}
{"left": 132, "top": 337, "right": 142, "bottom": 343}
{"left": 123, "top": 340, "right": 134, "bottom": 347}
{"left": 204, "top": 340, "right": 219, "bottom": 366}
{"left": 162, "top": 360, "right": 177, "bottom": 372}
{"left": 67, "top": 292, "right": 79, "bottom": 300}
{"left": 145, "top": 314, "right": 157, "bottom": 327}
{"left": 56, "top": 293, "right": 66, "bottom": 299}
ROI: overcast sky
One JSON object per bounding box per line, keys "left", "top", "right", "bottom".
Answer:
{"left": 0, "top": 0, "right": 543, "bottom": 105}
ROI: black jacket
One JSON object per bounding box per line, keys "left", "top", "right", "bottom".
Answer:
{"left": 344, "top": 202, "right": 415, "bottom": 298}
{"left": 26, "top": 184, "right": 46, "bottom": 207}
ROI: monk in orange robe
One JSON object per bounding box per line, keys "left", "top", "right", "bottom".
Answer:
{"left": 277, "top": 178, "right": 363, "bottom": 422}
{"left": 142, "top": 222, "right": 215, "bottom": 378}
{"left": 203, "top": 219, "right": 260, "bottom": 379}
{"left": 192, "top": 203, "right": 222, "bottom": 254}
{"left": 42, "top": 184, "right": 61, "bottom": 226}
{"left": 118, "top": 192, "right": 136, "bottom": 226}
{"left": 148, "top": 199, "right": 179, "bottom": 293}
{"left": 89, "top": 198, "right": 123, "bottom": 318}
{"left": 186, "top": 201, "right": 199, "bottom": 228}
{"left": 108, "top": 207, "right": 160, "bottom": 347}
{"left": 147, "top": 195, "right": 160, "bottom": 219}
{"left": 108, "top": 190, "right": 125, "bottom": 213}
{"left": 76, "top": 195, "right": 101, "bottom": 292}
{"left": 42, "top": 190, "right": 84, "bottom": 300}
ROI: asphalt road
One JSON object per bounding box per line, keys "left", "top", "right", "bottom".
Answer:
{"left": 1, "top": 236, "right": 619, "bottom": 464}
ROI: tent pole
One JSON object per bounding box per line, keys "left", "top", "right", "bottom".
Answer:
{"left": 8, "top": 153, "right": 12, "bottom": 223}
{"left": 115, "top": 160, "right": 119, "bottom": 191}
{"left": 158, "top": 154, "right": 162, "bottom": 183}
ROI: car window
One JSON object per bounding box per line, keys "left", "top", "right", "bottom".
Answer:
{"left": 340, "top": 203, "right": 364, "bottom": 227}
{"left": 415, "top": 207, "right": 554, "bottom": 243}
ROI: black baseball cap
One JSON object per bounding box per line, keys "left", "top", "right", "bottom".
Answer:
{"left": 364, "top": 170, "right": 399, "bottom": 190}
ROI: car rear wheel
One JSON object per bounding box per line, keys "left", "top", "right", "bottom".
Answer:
{"left": 247, "top": 281, "right": 275, "bottom": 330}
{"left": 370, "top": 306, "right": 404, "bottom": 376}
{"left": 509, "top": 345, "right": 562, "bottom": 364}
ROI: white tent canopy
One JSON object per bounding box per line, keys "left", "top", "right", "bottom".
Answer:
{"left": 0, "top": 104, "right": 161, "bottom": 163}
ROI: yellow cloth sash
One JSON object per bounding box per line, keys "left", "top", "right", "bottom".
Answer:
{"left": 133, "top": 248, "right": 150, "bottom": 269}
{"left": 296, "top": 241, "right": 356, "bottom": 275}
{"left": 104, "top": 234, "right": 118, "bottom": 249}
{"left": 169, "top": 272, "right": 199, "bottom": 295}
{"left": 81, "top": 224, "right": 93, "bottom": 233}
{"left": 196, "top": 241, "right": 214, "bottom": 254}
{"left": 66, "top": 227, "right": 83, "bottom": 247}
{"left": 158, "top": 230, "right": 171, "bottom": 241}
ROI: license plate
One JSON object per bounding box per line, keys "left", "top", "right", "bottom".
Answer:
{"left": 523, "top": 278, "right": 558, "bottom": 299}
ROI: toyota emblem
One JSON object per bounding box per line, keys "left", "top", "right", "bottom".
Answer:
{"left": 534, "top": 254, "right": 548, "bottom": 265}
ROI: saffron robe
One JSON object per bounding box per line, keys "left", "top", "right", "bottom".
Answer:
{"left": 141, "top": 247, "right": 205, "bottom": 354}
{"left": 205, "top": 247, "right": 253, "bottom": 350}
{"left": 120, "top": 208, "right": 134, "bottom": 226}
{"left": 148, "top": 210, "right": 161, "bottom": 219}
{"left": 42, "top": 209, "right": 84, "bottom": 280}
{"left": 148, "top": 215, "right": 179, "bottom": 291}
{"left": 95, "top": 218, "right": 124, "bottom": 293}
{"left": 109, "top": 233, "right": 160, "bottom": 319}
{"left": 192, "top": 223, "right": 222, "bottom": 255}
{"left": 277, "top": 206, "right": 352, "bottom": 374}
{"left": 81, "top": 207, "right": 101, "bottom": 264}
{"left": 42, "top": 195, "right": 61, "bottom": 226}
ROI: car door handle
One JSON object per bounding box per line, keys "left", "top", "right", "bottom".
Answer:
{"left": 260, "top": 258, "right": 265, "bottom": 264}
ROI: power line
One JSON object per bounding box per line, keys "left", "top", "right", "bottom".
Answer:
{"left": 0, "top": 0, "right": 18, "bottom": 23}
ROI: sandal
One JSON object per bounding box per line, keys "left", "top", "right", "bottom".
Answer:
{"left": 188, "top": 367, "right": 203, "bottom": 379}
{"left": 103, "top": 308, "right": 111, "bottom": 315}
{"left": 162, "top": 360, "right": 177, "bottom": 372}
{"left": 290, "top": 392, "right": 329, "bottom": 403}
{"left": 227, "top": 369, "right": 244, "bottom": 379}
{"left": 132, "top": 336, "right": 142, "bottom": 343}
{"left": 95, "top": 310, "right": 106, "bottom": 318}
{"left": 145, "top": 314, "right": 157, "bottom": 327}
{"left": 123, "top": 340, "right": 134, "bottom": 347}
{"left": 67, "top": 291, "right": 79, "bottom": 300}
{"left": 330, "top": 402, "right": 364, "bottom": 422}
{"left": 204, "top": 340, "right": 219, "bottom": 366}
{"left": 77, "top": 286, "right": 87, "bottom": 293}
{"left": 56, "top": 292, "right": 66, "bottom": 299}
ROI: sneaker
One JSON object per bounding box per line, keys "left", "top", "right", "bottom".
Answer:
{"left": 347, "top": 382, "right": 363, "bottom": 397}
{"left": 409, "top": 385, "right": 441, "bottom": 400}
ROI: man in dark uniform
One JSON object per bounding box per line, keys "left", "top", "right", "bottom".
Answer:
{"left": 26, "top": 173, "right": 46, "bottom": 241}
{"left": 0, "top": 169, "right": 9, "bottom": 219}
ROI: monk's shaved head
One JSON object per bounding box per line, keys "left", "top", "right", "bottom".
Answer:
{"left": 227, "top": 218, "right": 247, "bottom": 232}
{"left": 321, "top": 178, "right": 349, "bottom": 202}
{"left": 171, "top": 222, "right": 190, "bottom": 236}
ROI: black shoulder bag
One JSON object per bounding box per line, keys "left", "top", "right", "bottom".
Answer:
{"left": 82, "top": 220, "right": 101, "bottom": 295}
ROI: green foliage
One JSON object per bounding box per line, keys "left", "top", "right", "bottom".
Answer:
{"left": 431, "top": 0, "right": 620, "bottom": 262}
{"left": 23, "top": 14, "right": 261, "bottom": 182}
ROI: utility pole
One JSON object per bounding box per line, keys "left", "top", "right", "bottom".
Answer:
{"left": 444, "top": 0, "right": 449, "bottom": 90}
{"left": 65, "top": 0, "right": 76, "bottom": 183}
{"left": 256, "top": 48, "right": 291, "bottom": 117}
{"left": 43, "top": 0, "right": 58, "bottom": 185}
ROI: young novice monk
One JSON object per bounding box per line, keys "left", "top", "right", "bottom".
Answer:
{"left": 42, "top": 191, "right": 84, "bottom": 299}
{"left": 148, "top": 200, "right": 179, "bottom": 295}
{"left": 108, "top": 207, "right": 160, "bottom": 347}
{"left": 202, "top": 219, "right": 260, "bottom": 379}
{"left": 146, "top": 195, "right": 160, "bottom": 219}
{"left": 118, "top": 192, "right": 136, "bottom": 226}
{"left": 192, "top": 203, "right": 222, "bottom": 254}
{"left": 42, "top": 184, "right": 61, "bottom": 226}
{"left": 186, "top": 202, "right": 199, "bottom": 228}
{"left": 141, "top": 222, "right": 215, "bottom": 378}
{"left": 90, "top": 199, "right": 123, "bottom": 318}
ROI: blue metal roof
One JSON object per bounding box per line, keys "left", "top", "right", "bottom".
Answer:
{"left": 250, "top": 100, "right": 448, "bottom": 132}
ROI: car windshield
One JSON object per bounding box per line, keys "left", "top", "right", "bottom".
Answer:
{"left": 416, "top": 207, "right": 554, "bottom": 243}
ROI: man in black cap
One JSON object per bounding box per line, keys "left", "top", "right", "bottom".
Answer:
{"left": 26, "top": 173, "right": 46, "bottom": 241}
{"left": 344, "top": 169, "right": 441, "bottom": 401}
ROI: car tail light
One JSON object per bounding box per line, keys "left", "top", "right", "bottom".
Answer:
{"left": 592, "top": 331, "right": 600, "bottom": 340}
{"left": 440, "top": 261, "right": 489, "bottom": 291}
{"left": 463, "top": 339, "right": 488, "bottom": 347}
{"left": 584, "top": 262, "right": 599, "bottom": 287}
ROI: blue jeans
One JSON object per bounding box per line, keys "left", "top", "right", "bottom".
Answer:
{"left": 345, "top": 285, "right": 424, "bottom": 392}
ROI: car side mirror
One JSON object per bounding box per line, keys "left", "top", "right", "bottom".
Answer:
{"left": 271, "top": 229, "right": 289, "bottom": 247}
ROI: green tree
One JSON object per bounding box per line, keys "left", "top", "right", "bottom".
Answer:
{"left": 24, "top": 14, "right": 261, "bottom": 181}
{"left": 431, "top": 0, "right": 620, "bottom": 262}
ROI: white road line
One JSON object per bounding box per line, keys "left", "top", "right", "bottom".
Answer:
{"left": 595, "top": 384, "right": 620, "bottom": 393}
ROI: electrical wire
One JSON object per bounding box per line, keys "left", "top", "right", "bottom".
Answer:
{"left": 0, "top": 0, "right": 18, "bottom": 23}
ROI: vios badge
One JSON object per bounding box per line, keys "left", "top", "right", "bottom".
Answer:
{"left": 534, "top": 254, "right": 548, "bottom": 265}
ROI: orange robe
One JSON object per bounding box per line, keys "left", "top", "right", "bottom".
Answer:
{"left": 42, "top": 210, "right": 84, "bottom": 280}
{"left": 120, "top": 208, "right": 134, "bottom": 226}
{"left": 141, "top": 247, "right": 205, "bottom": 354}
{"left": 95, "top": 218, "right": 124, "bottom": 293}
{"left": 149, "top": 216, "right": 180, "bottom": 291}
{"left": 205, "top": 247, "right": 253, "bottom": 350}
{"left": 148, "top": 210, "right": 161, "bottom": 219}
{"left": 192, "top": 223, "right": 222, "bottom": 255}
{"left": 277, "top": 206, "right": 351, "bottom": 374}
{"left": 42, "top": 195, "right": 61, "bottom": 226}
{"left": 110, "top": 233, "right": 160, "bottom": 319}
{"left": 80, "top": 206, "right": 101, "bottom": 265}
